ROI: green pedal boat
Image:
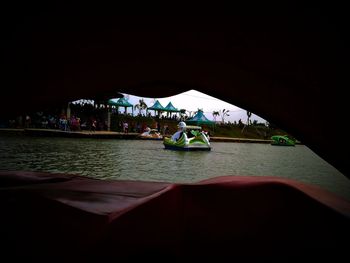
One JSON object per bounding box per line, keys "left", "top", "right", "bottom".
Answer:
{"left": 271, "top": 135, "right": 296, "bottom": 146}
{"left": 163, "top": 125, "right": 211, "bottom": 151}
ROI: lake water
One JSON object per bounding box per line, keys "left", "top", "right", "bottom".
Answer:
{"left": 1, "top": 135, "right": 350, "bottom": 201}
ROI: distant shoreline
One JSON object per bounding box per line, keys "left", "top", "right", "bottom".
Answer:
{"left": 0, "top": 128, "right": 303, "bottom": 144}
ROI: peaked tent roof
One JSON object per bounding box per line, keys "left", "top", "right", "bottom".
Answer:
{"left": 107, "top": 99, "right": 118, "bottom": 106}
{"left": 117, "top": 97, "right": 133, "bottom": 107}
{"left": 148, "top": 100, "right": 165, "bottom": 111}
{"left": 164, "top": 102, "right": 180, "bottom": 112}
{"left": 108, "top": 97, "right": 133, "bottom": 107}
{"left": 186, "top": 110, "right": 214, "bottom": 125}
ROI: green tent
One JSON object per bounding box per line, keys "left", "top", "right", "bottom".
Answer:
{"left": 147, "top": 100, "right": 165, "bottom": 116}
{"left": 164, "top": 102, "right": 180, "bottom": 118}
{"left": 164, "top": 102, "right": 180, "bottom": 112}
{"left": 108, "top": 97, "right": 134, "bottom": 115}
{"left": 186, "top": 110, "right": 214, "bottom": 126}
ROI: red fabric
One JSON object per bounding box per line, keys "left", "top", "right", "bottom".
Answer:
{"left": 1, "top": 171, "right": 349, "bottom": 261}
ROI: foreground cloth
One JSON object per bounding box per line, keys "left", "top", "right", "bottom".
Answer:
{"left": 1, "top": 171, "right": 349, "bottom": 261}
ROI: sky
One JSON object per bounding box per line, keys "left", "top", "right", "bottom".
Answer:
{"left": 112, "top": 90, "right": 266, "bottom": 124}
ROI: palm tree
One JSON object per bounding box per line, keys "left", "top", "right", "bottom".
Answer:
{"left": 179, "top": 109, "right": 186, "bottom": 120}
{"left": 220, "top": 109, "right": 230, "bottom": 123}
{"left": 134, "top": 99, "right": 148, "bottom": 116}
{"left": 212, "top": 111, "right": 220, "bottom": 122}
{"left": 186, "top": 110, "right": 194, "bottom": 118}
{"left": 241, "top": 111, "right": 252, "bottom": 133}
{"left": 246, "top": 111, "right": 252, "bottom": 126}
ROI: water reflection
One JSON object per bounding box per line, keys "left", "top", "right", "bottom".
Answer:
{"left": 1, "top": 135, "right": 349, "bottom": 200}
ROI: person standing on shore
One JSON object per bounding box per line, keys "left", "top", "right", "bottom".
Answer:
{"left": 123, "top": 121, "right": 129, "bottom": 133}
{"left": 25, "top": 115, "right": 31, "bottom": 128}
{"left": 91, "top": 119, "right": 97, "bottom": 132}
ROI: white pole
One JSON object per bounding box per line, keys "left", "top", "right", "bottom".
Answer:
{"left": 107, "top": 109, "right": 111, "bottom": 131}
{"left": 67, "top": 102, "right": 71, "bottom": 119}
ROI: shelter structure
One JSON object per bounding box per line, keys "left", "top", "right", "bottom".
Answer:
{"left": 163, "top": 102, "right": 180, "bottom": 118}
{"left": 147, "top": 100, "right": 165, "bottom": 117}
{"left": 186, "top": 109, "right": 214, "bottom": 126}
{"left": 108, "top": 97, "right": 133, "bottom": 115}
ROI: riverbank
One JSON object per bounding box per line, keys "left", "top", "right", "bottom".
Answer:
{"left": 0, "top": 128, "right": 282, "bottom": 144}
{"left": 0, "top": 128, "right": 139, "bottom": 139}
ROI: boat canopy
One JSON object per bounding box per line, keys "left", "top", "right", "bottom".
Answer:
{"left": 185, "top": 125, "right": 202, "bottom": 130}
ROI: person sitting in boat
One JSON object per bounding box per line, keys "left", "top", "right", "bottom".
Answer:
{"left": 140, "top": 127, "right": 151, "bottom": 136}
{"left": 171, "top": 121, "right": 186, "bottom": 141}
{"left": 203, "top": 130, "right": 210, "bottom": 141}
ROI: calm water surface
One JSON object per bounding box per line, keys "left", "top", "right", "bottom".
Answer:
{"left": 1, "top": 135, "right": 350, "bottom": 201}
